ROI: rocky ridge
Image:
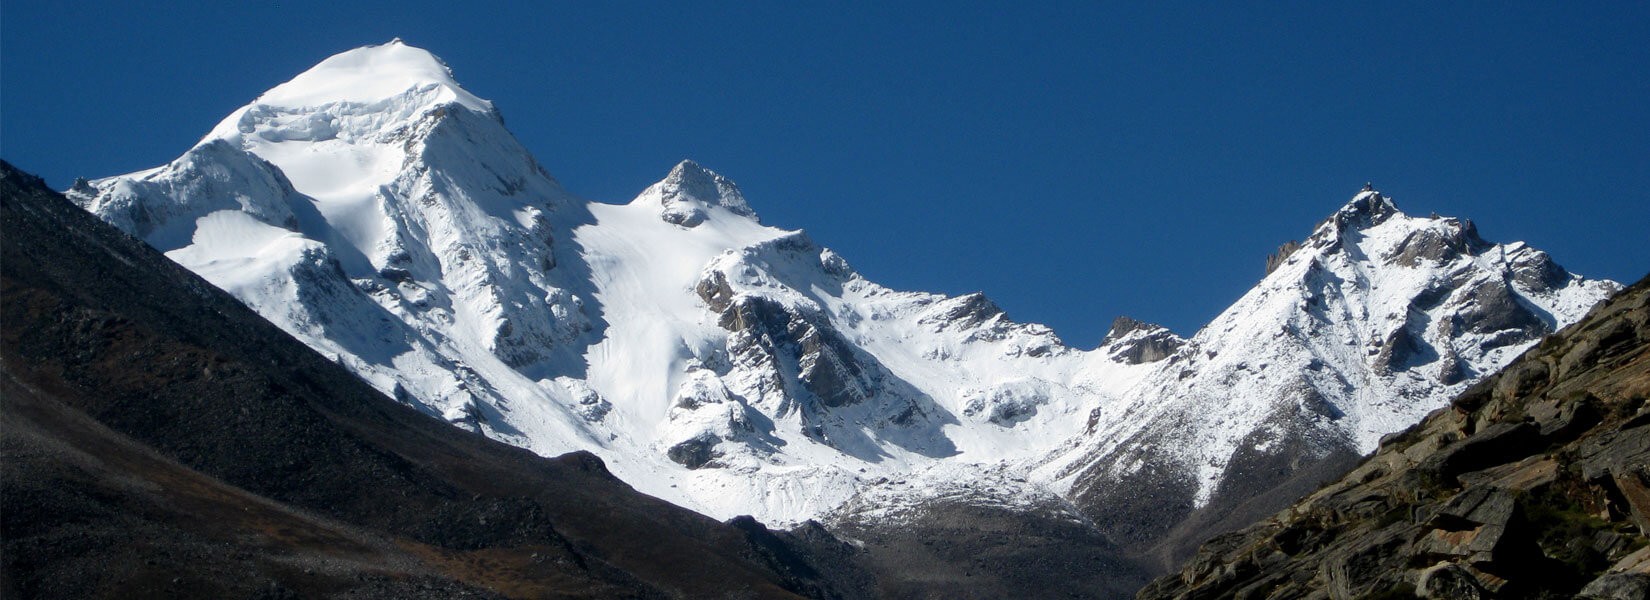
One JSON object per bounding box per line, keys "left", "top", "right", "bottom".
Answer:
{"left": 1138, "top": 273, "right": 1650, "bottom": 599}
{"left": 1102, "top": 316, "right": 1186, "bottom": 365}
{"left": 1035, "top": 189, "right": 1617, "bottom": 571}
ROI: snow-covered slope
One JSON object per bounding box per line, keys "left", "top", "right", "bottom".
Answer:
{"left": 71, "top": 39, "right": 605, "bottom": 457}
{"left": 70, "top": 41, "right": 1620, "bottom": 532}
{"left": 1030, "top": 188, "right": 1619, "bottom": 551}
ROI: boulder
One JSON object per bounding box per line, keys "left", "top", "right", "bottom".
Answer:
{"left": 1417, "top": 562, "right": 1488, "bottom": 599}
{"left": 1577, "top": 573, "right": 1650, "bottom": 600}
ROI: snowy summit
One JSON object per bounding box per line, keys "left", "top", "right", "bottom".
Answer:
{"left": 68, "top": 41, "right": 1620, "bottom": 532}
{"left": 230, "top": 38, "right": 489, "bottom": 114}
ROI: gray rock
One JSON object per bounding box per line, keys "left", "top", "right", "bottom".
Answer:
{"left": 1450, "top": 280, "right": 1547, "bottom": 344}
{"left": 1374, "top": 325, "right": 1427, "bottom": 373}
{"left": 1101, "top": 316, "right": 1184, "bottom": 365}
{"left": 1266, "top": 240, "right": 1303, "bottom": 275}
{"left": 1417, "top": 562, "right": 1487, "bottom": 599}
{"left": 1577, "top": 572, "right": 1650, "bottom": 600}
{"left": 1434, "top": 487, "right": 1516, "bottom": 528}
{"left": 1535, "top": 394, "right": 1602, "bottom": 442}
{"left": 1389, "top": 226, "right": 1474, "bottom": 267}
{"left": 1421, "top": 422, "right": 1542, "bottom": 483}
{"left": 666, "top": 434, "right": 719, "bottom": 469}
{"left": 1509, "top": 249, "right": 1569, "bottom": 293}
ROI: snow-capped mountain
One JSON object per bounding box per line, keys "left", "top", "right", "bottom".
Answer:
{"left": 69, "top": 40, "right": 1619, "bottom": 541}
{"left": 1030, "top": 188, "right": 1619, "bottom": 558}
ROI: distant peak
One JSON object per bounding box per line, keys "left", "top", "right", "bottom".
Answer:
{"left": 652, "top": 160, "right": 757, "bottom": 220}
{"left": 1342, "top": 188, "right": 1397, "bottom": 216}
{"left": 668, "top": 159, "right": 711, "bottom": 180}
{"left": 243, "top": 40, "right": 490, "bottom": 113}
{"left": 1101, "top": 316, "right": 1171, "bottom": 343}
{"left": 665, "top": 160, "right": 740, "bottom": 193}
{"left": 1319, "top": 186, "right": 1401, "bottom": 234}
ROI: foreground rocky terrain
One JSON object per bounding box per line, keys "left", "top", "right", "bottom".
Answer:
{"left": 0, "top": 160, "right": 873, "bottom": 598}
{"left": 1139, "top": 274, "right": 1650, "bottom": 599}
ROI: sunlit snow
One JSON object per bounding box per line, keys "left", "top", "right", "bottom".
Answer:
{"left": 70, "top": 41, "right": 1620, "bottom": 526}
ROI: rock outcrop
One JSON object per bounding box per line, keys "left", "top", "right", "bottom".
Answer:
{"left": 1266, "top": 240, "right": 1303, "bottom": 276}
{"left": 1102, "top": 316, "right": 1186, "bottom": 365}
{"left": 1138, "top": 273, "right": 1650, "bottom": 599}
{"left": 652, "top": 159, "right": 758, "bottom": 227}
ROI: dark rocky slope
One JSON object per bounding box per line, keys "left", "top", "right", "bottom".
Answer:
{"left": 1139, "top": 274, "right": 1650, "bottom": 599}
{"left": 823, "top": 500, "right": 1150, "bottom": 599}
{"left": 0, "top": 160, "right": 869, "bottom": 599}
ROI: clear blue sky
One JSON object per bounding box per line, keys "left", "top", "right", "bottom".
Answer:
{"left": 5, "top": 2, "right": 1646, "bottom": 343}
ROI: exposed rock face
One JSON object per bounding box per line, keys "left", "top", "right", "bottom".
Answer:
{"left": 1103, "top": 316, "right": 1186, "bottom": 364}
{"left": 1266, "top": 240, "right": 1303, "bottom": 275}
{"left": 689, "top": 232, "right": 958, "bottom": 464}
{"left": 653, "top": 159, "right": 757, "bottom": 227}
{"left": 1387, "top": 218, "right": 1488, "bottom": 268}
{"left": 1139, "top": 274, "right": 1650, "bottom": 599}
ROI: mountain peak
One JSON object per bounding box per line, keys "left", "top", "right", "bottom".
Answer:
{"left": 67, "top": 41, "right": 1624, "bottom": 569}
{"left": 243, "top": 39, "right": 490, "bottom": 114}
{"left": 1342, "top": 187, "right": 1397, "bottom": 215}
{"left": 1337, "top": 187, "right": 1399, "bottom": 220}
{"left": 646, "top": 160, "right": 757, "bottom": 226}
{"left": 668, "top": 159, "right": 711, "bottom": 178}
{"left": 189, "top": 40, "right": 550, "bottom": 214}
{"left": 1309, "top": 186, "right": 1402, "bottom": 238}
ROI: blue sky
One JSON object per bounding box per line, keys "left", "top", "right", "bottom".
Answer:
{"left": 5, "top": 1, "right": 1646, "bottom": 342}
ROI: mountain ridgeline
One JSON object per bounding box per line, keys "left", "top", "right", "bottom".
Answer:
{"left": 1139, "top": 273, "right": 1649, "bottom": 599}
{"left": 1, "top": 160, "right": 874, "bottom": 598}
{"left": 44, "top": 40, "right": 1622, "bottom": 597}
